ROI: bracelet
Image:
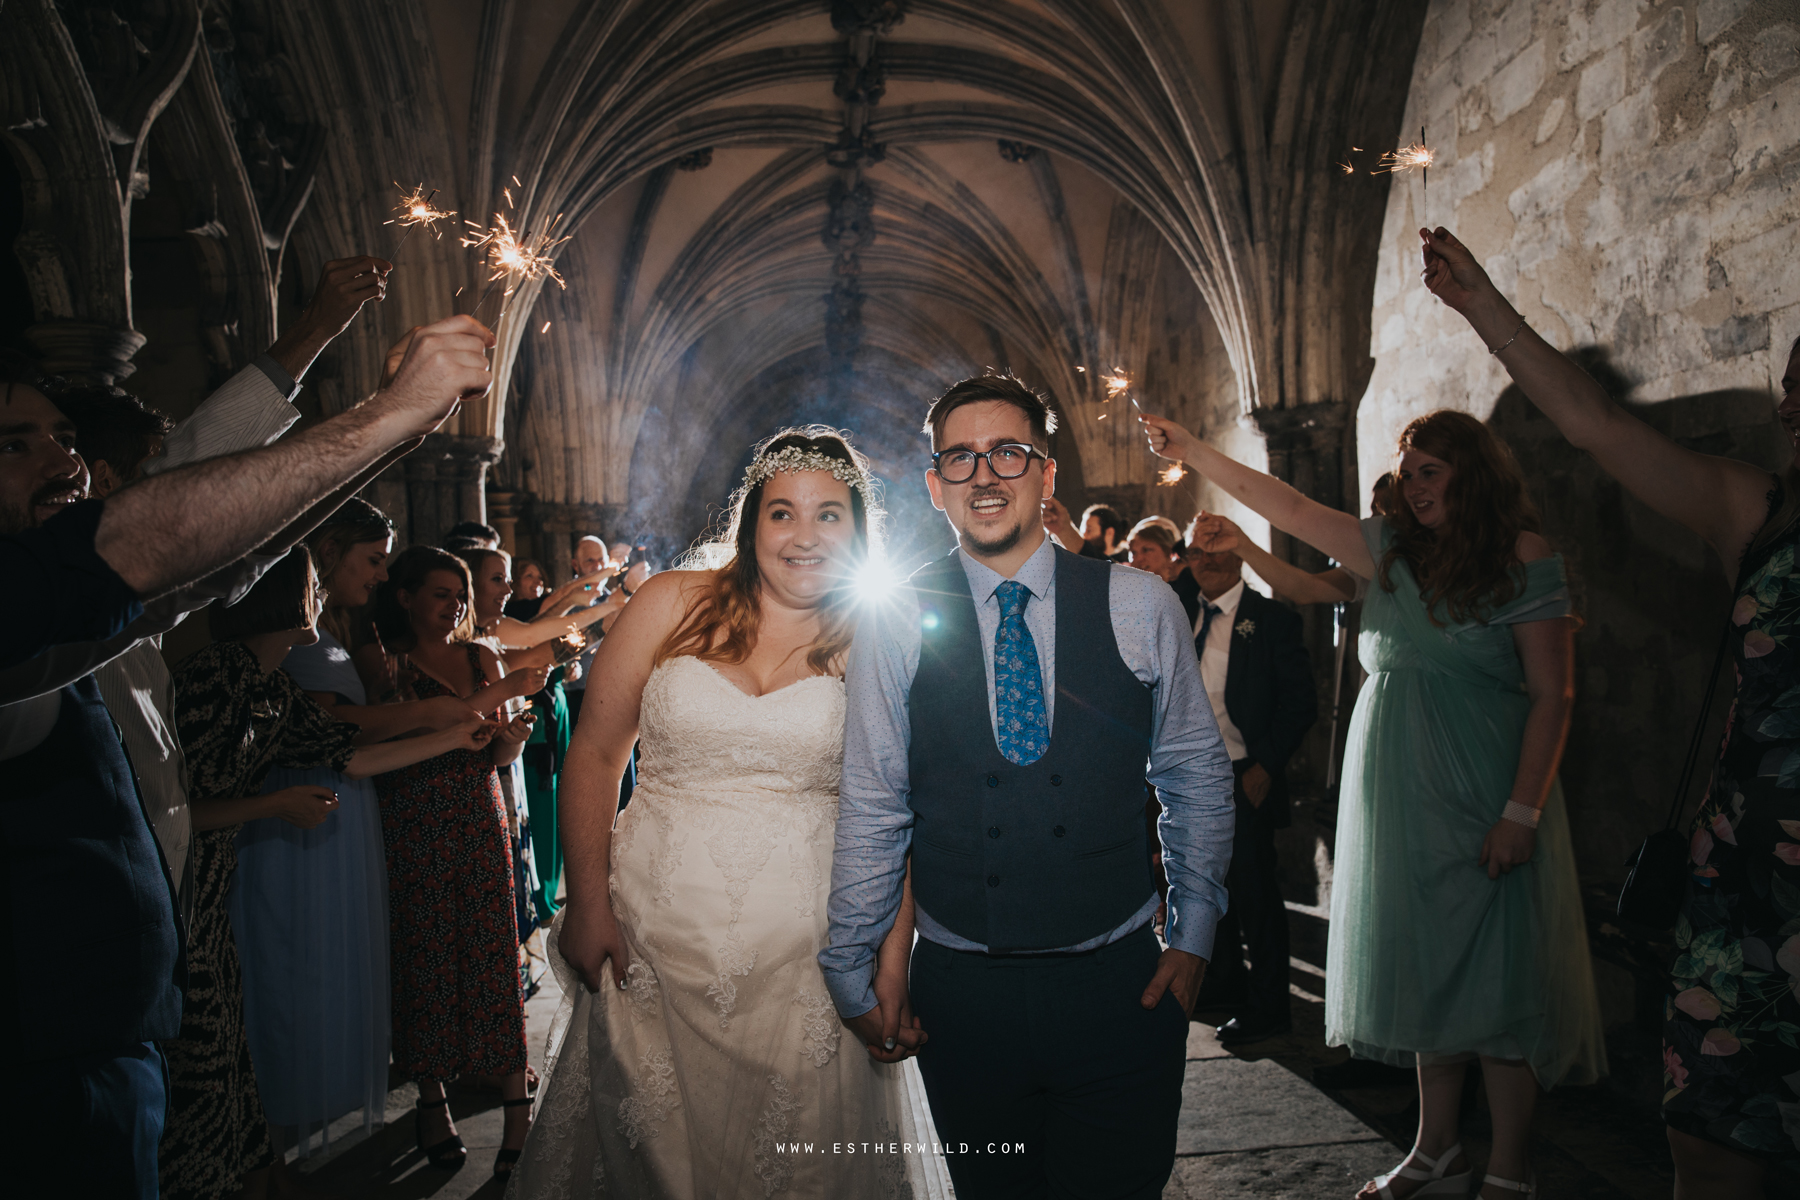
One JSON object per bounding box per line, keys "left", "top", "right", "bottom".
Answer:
{"left": 1502, "top": 801, "right": 1541, "bottom": 829}
{"left": 1489, "top": 317, "right": 1528, "bottom": 355}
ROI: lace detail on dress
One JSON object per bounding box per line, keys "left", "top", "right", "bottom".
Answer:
{"left": 751, "top": 1073, "right": 803, "bottom": 1196}
{"left": 622, "top": 960, "right": 660, "bottom": 1022}
{"left": 706, "top": 929, "right": 759, "bottom": 1028}
{"left": 647, "top": 817, "right": 690, "bottom": 909}
{"left": 795, "top": 991, "right": 841, "bottom": 1068}
{"left": 617, "top": 1044, "right": 680, "bottom": 1149}
{"left": 787, "top": 839, "right": 821, "bottom": 918}
{"left": 875, "top": 1118, "right": 909, "bottom": 1198}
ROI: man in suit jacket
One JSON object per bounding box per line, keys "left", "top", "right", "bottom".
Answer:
{"left": 1182, "top": 521, "right": 1317, "bottom": 1045}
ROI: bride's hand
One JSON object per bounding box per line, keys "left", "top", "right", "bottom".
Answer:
{"left": 559, "top": 897, "right": 630, "bottom": 993}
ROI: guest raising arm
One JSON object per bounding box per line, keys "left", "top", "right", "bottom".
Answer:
{"left": 1186, "top": 512, "right": 1359, "bottom": 605}
{"left": 1421, "top": 224, "right": 1800, "bottom": 1196}
{"left": 1143, "top": 404, "right": 1602, "bottom": 1200}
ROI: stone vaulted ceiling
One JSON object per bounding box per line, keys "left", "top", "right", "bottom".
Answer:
{"left": 2, "top": 0, "right": 1428, "bottom": 560}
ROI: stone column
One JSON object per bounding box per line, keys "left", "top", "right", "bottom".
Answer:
{"left": 25, "top": 321, "right": 148, "bottom": 385}
{"left": 487, "top": 490, "right": 521, "bottom": 555}
{"left": 401, "top": 433, "right": 502, "bottom": 546}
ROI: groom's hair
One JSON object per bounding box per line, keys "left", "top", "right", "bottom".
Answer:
{"left": 924, "top": 373, "right": 1058, "bottom": 452}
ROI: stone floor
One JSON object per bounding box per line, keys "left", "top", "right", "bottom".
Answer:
{"left": 283, "top": 906, "right": 1677, "bottom": 1198}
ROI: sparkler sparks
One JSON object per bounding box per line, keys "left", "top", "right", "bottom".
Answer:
{"left": 459, "top": 211, "right": 570, "bottom": 322}
{"left": 1103, "top": 370, "right": 1132, "bottom": 398}
{"left": 1373, "top": 141, "right": 1434, "bottom": 176}
{"left": 384, "top": 183, "right": 456, "bottom": 263}
{"left": 1157, "top": 463, "right": 1187, "bottom": 486}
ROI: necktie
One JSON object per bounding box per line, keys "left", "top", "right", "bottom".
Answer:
{"left": 1195, "top": 600, "right": 1222, "bottom": 659}
{"left": 993, "top": 580, "right": 1049, "bottom": 765}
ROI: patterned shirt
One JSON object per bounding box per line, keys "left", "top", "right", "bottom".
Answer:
{"left": 821, "top": 534, "right": 1236, "bottom": 1018}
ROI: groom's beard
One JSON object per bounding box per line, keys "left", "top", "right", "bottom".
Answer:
{"left": 959, "top": 487, "right": 1025, "bottom": 557}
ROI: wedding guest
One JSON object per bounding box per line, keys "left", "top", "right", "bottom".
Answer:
{"left": 444, "top": 520, "right": 501, "bottom": 549}
{"left": 371, "top": 546, "right": 541, "bottom": 1177}
{"left": 507, "top": 557, "right": 577, "bottom": 919}
{"left": 165, "top": 547, "right": 492, "bottom": 1200}
{"left": 0, "top": 312, "right": 489, "bottom": 1200}
{"left": 232, "top": 499, "right": 480, "bottom": 1157}
{"left": 1082, "top": 502, "right": 1130, "bottom": 560}
{"left": 563, "top": 535, "right": 611, "bottom": 723}
{"left": 1127, "top": 515, "right": 1186, "bottom": 583}
{"left": 1423, "top": 225, "right": 1800, "bottom": 1195}
{"left": 1143, "top": 406, "right": 1605, "bottom": 1200}
{"left": 1183, "top": 533, "right": 1317, "bottom": 1045}
{"left": 1188, "top": 512, "right": 1360, "bottom": 606}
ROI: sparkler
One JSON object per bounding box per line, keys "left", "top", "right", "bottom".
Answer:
{"left": 459, "top": 212, "right": 569, "bottom": 323}
{"left": 384, "top": 183, "right": 456, "bottom": 263}
{"left": 1157, "top": 463, "right": 1187, "bottom": 486}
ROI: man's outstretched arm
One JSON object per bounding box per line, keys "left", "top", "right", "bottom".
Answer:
{"left": 95, "top": 315, "right": 493, "bottom": 599}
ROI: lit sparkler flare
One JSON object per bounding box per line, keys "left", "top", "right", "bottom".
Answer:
{"left": 1372, "top": 141, "right": 1434, "bottom": 176}
{"left": 1103, "top": 369, "right": 1132, "bottom": 398}
{"left": 1157, "top": 463, "right": 1187, "bottom": 487}
{"left": 384, "top": 183, "right": 457, "bottom": 263}
{"left": 1338, "top": 160, "right": 1355, "bottom": 175}
{"left": 460, "top": 212, "right": 569, "bottom": 322}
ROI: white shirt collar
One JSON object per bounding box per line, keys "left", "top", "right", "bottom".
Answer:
{"left": 1196, "top": 578, "right": 1246, "bottom": 632}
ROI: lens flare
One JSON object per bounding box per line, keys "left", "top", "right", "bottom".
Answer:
{"left": 852, "top": 556, "right": 902, "bottom": 606}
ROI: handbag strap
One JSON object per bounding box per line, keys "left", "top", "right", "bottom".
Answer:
{"left": 1664, "top": 618, "right": 1732, "bottom": 832}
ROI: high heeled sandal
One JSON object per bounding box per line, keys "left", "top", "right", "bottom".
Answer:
{"left": 415, "top": 1094, "right": 466, "bottom": 1169}
{"left": 494, "top": 1094, "right": 534, "bottom": 1178}
{"left": 1369, "top": 1142, "right": 1471, "bottom": 1199}
{"left": 1481, "top": 1171, "right": 1537, "bottom": 1198}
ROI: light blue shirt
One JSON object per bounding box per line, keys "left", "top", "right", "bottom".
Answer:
{"left": 820, "top": 535, "right": 1236, "bottom": 1018}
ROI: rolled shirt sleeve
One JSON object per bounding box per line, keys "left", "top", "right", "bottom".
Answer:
{"left": 820, "top": 590, "right": 921, "bottom": 1019}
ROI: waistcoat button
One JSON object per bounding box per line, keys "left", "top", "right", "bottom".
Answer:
{"left": 988, "top": 826, "right": 1001, "bottom": 839}
{"left": 987, "top": 774, "right": 999, "bottom": 787}
{"left": 987, "top": 874, "right": 1000, "bottom": 887}
{"left": 1053, "top": 825, "right": 1066, "bottom": 837}
{"left": 1050, "top": 774, "right": 1062, "bottom": 786}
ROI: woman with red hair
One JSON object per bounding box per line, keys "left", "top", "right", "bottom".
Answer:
{"left": 1141, "top": 407, "right": 1604, "bottom": 1200}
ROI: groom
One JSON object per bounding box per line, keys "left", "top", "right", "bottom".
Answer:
{"left": 820, "top": 374, "right": 1236, "bottom": 1198}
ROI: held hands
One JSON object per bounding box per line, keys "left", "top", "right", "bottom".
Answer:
{"left": 1242, "top": 762, "right": 1273, "bottom": 808}
{"left": 846, "top": 941, "right": 929, "bottom": 1064}
{"left": 1418, "top": 227, "right": 1496, "bottom": 314}
{"left": 1479, "top": 818, "right": 1537, "bottom": 880}
{"left": 1138, "top": 414, "right": 1200, "bottom": 465}
{"left": 1141, "top": 947, "right": 1206, "bottom": 1016}
{"left": 266, "top": 785, "right": 340, "bottom": 830}
{"left": 561, "top": 898, "right": 631, "bottom": 993}
{"left": 374, "top": 316, "right": 496, "bottom": 437}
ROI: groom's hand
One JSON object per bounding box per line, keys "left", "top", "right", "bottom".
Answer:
{"left": 560, "top": 899, "right": 631, "bottom": 993}
{"left": 844, "top": 1003, "right": 926, "bottom": 1064}
{"left": 1141, "top": 948, "right": 1206, "bottom": 1016}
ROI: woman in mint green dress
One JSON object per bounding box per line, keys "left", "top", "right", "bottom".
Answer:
{"left": 1144, "top": 408, "right": 1604, "bottom": 1200}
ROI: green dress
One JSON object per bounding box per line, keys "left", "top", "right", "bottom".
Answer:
{"left": 525, "top": 669, "right": 572, "bottom": 918}
{"left": 1325, "top": 518, "right": 1606, "bottom": 1088}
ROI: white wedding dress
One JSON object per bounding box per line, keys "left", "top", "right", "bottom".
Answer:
{"left": 507, "top": 655, "right": 947, "bottom": 1198}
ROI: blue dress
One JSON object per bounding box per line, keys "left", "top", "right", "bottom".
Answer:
{"left": 229, "top": 632, "right": 391, "bottom": 1150}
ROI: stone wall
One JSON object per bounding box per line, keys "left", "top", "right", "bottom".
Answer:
{"left": 1358, "top": 0, "right": 1799, "bottom": 1098}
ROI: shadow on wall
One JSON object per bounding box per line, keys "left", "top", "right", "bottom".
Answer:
{"left": 1488, "top": 349, "right": 1781, "bottom": 1105}
{"left": 1488, "top": 348, "right": 1782, "bottom": 891}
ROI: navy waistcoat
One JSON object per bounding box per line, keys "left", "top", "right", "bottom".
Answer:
{"left": 1, "top": 679, "right": 183, "bottom": 1063}
{"left": 906, "top": 547, "right": 1154, "bottom": 952}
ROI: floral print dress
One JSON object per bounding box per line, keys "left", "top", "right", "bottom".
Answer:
{"left": 1664, "top": 516, "right": 1800, "bottom": 1176}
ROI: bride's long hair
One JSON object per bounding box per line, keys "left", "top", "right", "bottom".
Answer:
{"left": 654, "top": 426, "right": 884, "bottom": 676}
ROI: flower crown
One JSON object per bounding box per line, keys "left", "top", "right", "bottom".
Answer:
{"left": 741, "top": 445, "right": 875, "bottom": 504}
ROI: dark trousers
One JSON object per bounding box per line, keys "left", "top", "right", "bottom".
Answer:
{"left": 911, "top": 924, "right": 1188, "bottom": 1199}
{"left": 2, "top": 1039, "right": 167, "bottom": 1198}
{"left": 1207, "top": 759, "right": 1292, "bottom": 1020}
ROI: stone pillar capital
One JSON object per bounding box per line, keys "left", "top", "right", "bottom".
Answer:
{"left": 25, "top": 321, "right": 148, "bottom": 385}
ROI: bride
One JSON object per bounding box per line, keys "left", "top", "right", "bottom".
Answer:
{"left": 507, "top": 428, "right": 939, "bottom": 1198}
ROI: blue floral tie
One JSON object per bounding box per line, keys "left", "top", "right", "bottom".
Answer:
{"left": 993, "top": 580, "right": 1049, "bottom": 765}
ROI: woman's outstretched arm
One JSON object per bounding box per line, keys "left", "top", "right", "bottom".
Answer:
{"left": 1141, "top": 415, "right": 1374, "bottom": 576}
{"left": 1188, "top": 513, "right": 1359, "bottom": 604}
{"left": 1420, "top": 227, "right": 1774, "bottom": 567}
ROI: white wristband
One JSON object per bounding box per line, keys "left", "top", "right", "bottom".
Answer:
{"left": 1502, "top": 801, "right": 1541, "bottom": 829}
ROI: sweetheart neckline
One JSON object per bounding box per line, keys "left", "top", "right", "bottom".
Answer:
{"left": 669, "top": 655, "right": 844, "bottom": 702}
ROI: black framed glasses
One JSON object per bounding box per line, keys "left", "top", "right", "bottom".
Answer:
{"left": 931, "top": 443, "right": 1042, "bottom": 484}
